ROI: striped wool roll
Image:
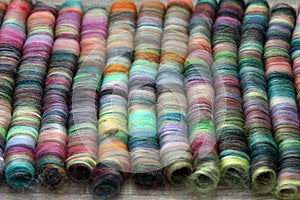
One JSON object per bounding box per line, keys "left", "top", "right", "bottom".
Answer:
{"left": 93, "top": 2, "right": 136, "bottom": 198}
{"left": 212, "top": 0, "right": 250, "bottom": 187}
{"left": 293, "top": 11, "right": 300, "bottom": 199}
{"left": 128, "top": 1, "right": 165, "bottom": 188}
{"left": 292, "top": 6, "right": 300, "bottom": 114}
{"left": 265, "top": 5, "right": 300, "bottom": 200}
{"left": 184, "top": 0, "right": 220, "bottom": 194}
{"left": 0, "top": 0, "right": 32, "bottom": 180}
{"left": 35, "top": 0, "right": 83, "bottom": 188}
{"left": 4, "top": 2, "right": 56, "bottom": 189}
{"left": 239, "top": 0, "right": 278, "bottom": 194}
{"left": 66, "top": 6, "right": 109, "bottom": 182}
{"left": 0, "top": 0, "right": 7, "bottom": 25}
{"left": 156, "top": 0, "right": 194, "bottom": 185}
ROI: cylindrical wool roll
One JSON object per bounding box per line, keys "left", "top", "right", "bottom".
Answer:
{"left": 184, "top": 0, "right": 220, "bottom": 194}
{"left": 0, "top": 0, "right": 32, "bottom": 180}
{"left": 239, "top": 0, "right": 278, "bottom": 194}
{"left": 292, "top": 6, "right": 300, "bottom": 113}
{"left": 4, "top": 2, "right": 56, "bottom": 189}
{"left": 265, "top": 5, "right": 300, "bottom": 200}
{"left": 128, "top": 1, "right": 165, "bottom": 188}
{"left": 156, "top": 0, "right": 194, "bottom": 185}
{"left": 66, "top": 6, "right": 109, "bottom": 183}
{"left": 35, "top": 0, "right": 83, "bottom": 188}
{"left": 212, "top": 0, "right": 250, "bottom": 187}
{"left": 93, "top": 1, "right": 136, "bottom": 199}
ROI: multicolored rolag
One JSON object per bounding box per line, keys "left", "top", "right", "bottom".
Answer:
{"left": 35, "top": 0, "right": 83, "bottom": 187}
{"left": 292, "top": 6, "right": 300, "bottom": 114}
{"left": 239, "top": 0, "right": 278, "bottom": 194}
{"left": 0, "top": 0, "right": 32, "bottom": 180}
{"left": 66, "top": 6, "right": 108, "bottom": 183}
{"left": 184, "top": 0, "right": 220, "bottom": 194}
{"left": 93, "top": 2, "right": 136, "bottom": 198}
{"left": 128, "top": 1, "right": 165, "bottom": 188}
{"left": 156, "top": 0, "right": 194, "bottom": 185}
{"left": 212, "top": 0, "right": 250, "bottom": 187}
{"left": 265, "top": 5, "right": 300, "bottom": 200}
{"left": 4, "top": 2, "right": 55, "bottom": 189}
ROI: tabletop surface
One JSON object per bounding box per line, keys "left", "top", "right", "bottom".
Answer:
{"left": 0, "top": 0, "right": 298, "bottom": 199}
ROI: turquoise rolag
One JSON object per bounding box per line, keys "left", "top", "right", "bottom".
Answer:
{"left": 265, "top": 4, "right": 300, "bottom": 200}
{"left": 239, "top": 0, "right": 278, "bottom": 194}
{"left": 128, "top": 1, "right": 166, "bottom": 188}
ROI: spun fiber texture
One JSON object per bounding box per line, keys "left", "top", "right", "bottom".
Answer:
{"left": 93, "top": 1, "right": 136, "bottom": 198}
{"left": 66, "top": 5, "right": 108, "bottom": 183}
{"left": 184, "top": 0, "right": 220, "bottom": 194}
{"left": 35, "top": 0, "right": 83, "bottom": 187}
{"left": 264, "top": 4, "right": 300, "bottom": 200}
{"left": 156, "top": 0, "right": 194, "bottom": 185}
{"left": 0, "top": 0, "right": 32, "bottom": 180}
{"left": 239, "top": 0, "right": 278, "bottom": 194}
{"left": 4, "top": 1, "right": 56, "bottom": 189}
{"left": 212, "top": 0, "right": 250, "bottom": 187}
{"left": 128, "top": 1, "right": 165, "bottom": 188}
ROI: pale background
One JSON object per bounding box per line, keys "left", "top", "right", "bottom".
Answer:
{"left": 0, "top": 0, "right": 299, "bottom": 199}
